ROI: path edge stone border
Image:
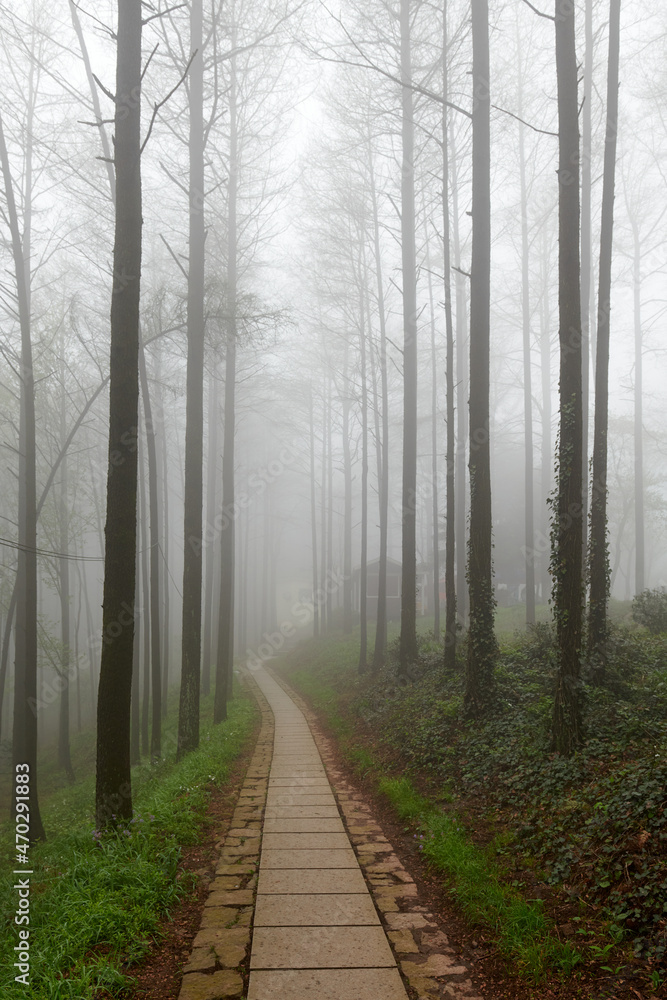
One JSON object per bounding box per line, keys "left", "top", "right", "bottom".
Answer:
{"left": 177, "top": 671, "right": 275, "bottom": 1000}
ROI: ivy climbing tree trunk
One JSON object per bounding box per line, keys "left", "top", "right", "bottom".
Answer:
{"left": 552, "top": 0, "right": 584, "bottom": 756}
{"left": 588, "top": 0, "right": 621, "bottom": 678}
{"left": 465, "top": 0, "right": 497, "bottom": 718}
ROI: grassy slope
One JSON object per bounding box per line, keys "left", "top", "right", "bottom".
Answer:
{"left": 277, "top": 608, "right": 667, "bottom": 988}
{"left": 0, "top": 685, "right": 257, "bottom": 1000}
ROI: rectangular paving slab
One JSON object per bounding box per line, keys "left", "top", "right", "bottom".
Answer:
{"left": 257, "top": 867, "right": 368, "bottom": 894}
{"left": 261, "top": 832, "right": 351, "bottom": 850}
{"left": 265, "top": 793, "right": 337, "bottom": 807}
{"left": 263, "top": 817, "right": 346, "bottom": 833}
{"left": 250, "top": 925, "right": 396, "bottom": 969}
{"left": 247, "top": 968, "right": 408, "bottom": 1000}
{"left": 261, "top": 848, "right": 359, "bottom": 869}
{"left": 254, "top": 892, "right": 380, "bottom": 926}
{"left": 264, "top": 804, "right": 341, "bottom": 819}
{"left": 268, "top": 777, "right": 330, "bottom": 786}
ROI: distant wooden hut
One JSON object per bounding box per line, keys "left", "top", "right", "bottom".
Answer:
{"left": 353, "top": 557, "right": 402, "bottom": 620}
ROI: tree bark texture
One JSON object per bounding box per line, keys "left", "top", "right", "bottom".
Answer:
{"left": 178, "top": 0, "right": 205, "bottom": 754}
{"left": 442, "top": 3, "right": 457, "bottom": 672}
{"left": 95, "top": 0, "right": 143, "bottom": 827}
{"left": 399, "top": 0, "right": 418, "bottom": 674}
{"left": 465, "top": 0, "right": 497, "bottom": 718}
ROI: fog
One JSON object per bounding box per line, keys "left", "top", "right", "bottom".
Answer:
{"left": 0, "top": 0, "right": 665, "bottom": 777}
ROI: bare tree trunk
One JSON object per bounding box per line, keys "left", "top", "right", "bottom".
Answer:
{"left": 58, "top": 356, "right": 74, "bottom": 783}
{"left": 342, "top": 346, "right": 353, "bottom": 635}
{"left": 214, "top": 309, "right": 237, "bottom": 720}
{"left": 450, "top": 115, "right": 468, "bottom": 628}
{"left": 631, "top": 221, "right": 644, "bottom": 595}
{"left": 238, "top": 500, "right": 249, "bottom": 653}
{"left": 326, "top": 380, "right": 334, "bottom": 628}
{"left": 309, "top": 392, "right": 320, "bottom": 638}
{"left": 425, "top": 255, "right": 441, "bottom": 638}
{"left": 517, "top": 47, "right": 536, "bottom": 626}
{"left": 465, "top": 0, "right": 497, "bottom": 718}
{"left": 95, "top": 0, "right": 143, "bottom": 828}
{"left": 215, "top": 24, "right": 238, "bottom": 717}
{"left": 3, "top": 48, "right": 45, "bottom": 839}
{"left": 442, "top": 8, "right": 457, "bottom": 670}
{"left": 131, "top": 538, "right": 141, "bottom": 765}
{"left": 540, "top": 222, "right": 553, "bottom": 605}
{"left": 156, "top": 356, "right": 170, "bottom": 717}
{"left": 358, "top": 281, "right": 369, "bottom": 674}
{"left": 398, "top": 0, "right": 418, "bottom": 674}
{"left": 79, "top": 560, "right": 96, "bottom": 718}
{"left": 369, "top": 139, "right": 390, "bottom": 671}
{"left": 588, "top": 0, "right": 621, "bottom": 677}
{"left": 138, "top": 431, "right": 151, "bottom": 758}
{"left": 139, "top": 343, "right": 161, "bottom": 757}
{"left": 202, "top": 368, "right": 219, "bottom": 697}
{"left": 552, "top": 0, "right": 583, "bottom": 756}
{"left": 73, "top": 540, "right": 83, "bottom": 732}
{"left": 178, "top": 0, "right": 205, "bottom": 755}
{"left": 0, "top": 586, "right": 18, "bottom": 746}
{"left": 319, "top": 389, "right": 328, "bottom": 635}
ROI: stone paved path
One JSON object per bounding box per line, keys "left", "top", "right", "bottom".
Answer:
{"left": 178, "top": 666, "right": 483, "bottom": 1000}
{"left": 246, "top": 667, "right": 408, "bottom": 1000}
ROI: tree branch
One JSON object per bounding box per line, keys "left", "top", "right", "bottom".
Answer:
{"left": 142, "top": 3, "right": 187, "bottom": 26}
{"left": 520, "top": 0, "right": 554, "bottom": 21}
{"left": 492, "top": 104, "right": 558, "bottom": 138}
{"left": 140, "top": 48, "right": 197, "bottom": 155}
{"left": 92, "top": 74, "right": 115, "bottom": 103}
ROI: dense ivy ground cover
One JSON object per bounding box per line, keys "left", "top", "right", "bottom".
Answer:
{"left": 282, "top": 618, "right": 667, "bottom": 973}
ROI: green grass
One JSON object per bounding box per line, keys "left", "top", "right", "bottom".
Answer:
{"left": 378, "top": 776, "right": 581, "bottom": 980}
{"left": 0, "top": 687, "right": 256, "bottom": 1000}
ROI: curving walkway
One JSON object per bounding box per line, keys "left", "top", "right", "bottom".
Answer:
{"left": 247, "top": 667, "right": 408, "bottom": 1000}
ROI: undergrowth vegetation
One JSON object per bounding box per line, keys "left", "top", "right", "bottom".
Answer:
{"left": 0, "top": 688, "right": 256, "bottom": 1000}
{"left": 280, "top": 613, "right": 667, "bottom": 984}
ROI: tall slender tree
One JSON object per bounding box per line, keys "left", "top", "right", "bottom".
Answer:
{"left": 517, "top": 37, "right": 536, "bottom": 626}
{"left": 588, "top": 0, "right": 621, "bottom": 675}
{"left": 552, "top": 0, "right": 584, "bottom": 756}
{"left": 1, "top": 96, "right": 46, "bottom": 838}
{"left": 179, "top": 0, "right": 205, "bottom": 754}
{"left": 369, "top": 139, "right": 390, "bottom": 671}
{"left": 95, "top": 0, "right": 143, "bottom": 827}
{"left": 398, "top": 0, "right": 419, "bottom": 675}
{"left": 464, "top": 0, "right": 497, "bottom": 718}
{"left": 442, "top": 1, "right": 456, "bottom": 671}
